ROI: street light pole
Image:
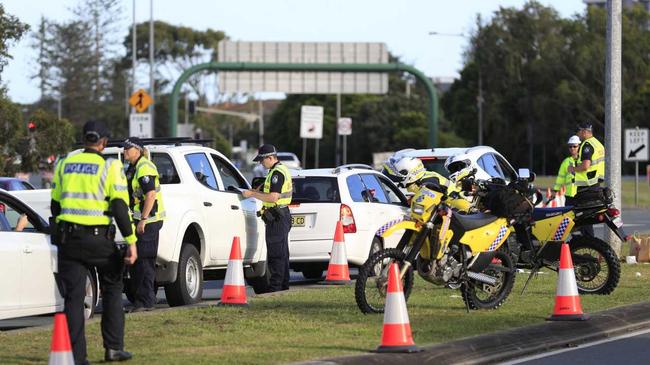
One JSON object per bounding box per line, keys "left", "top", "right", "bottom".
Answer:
{"left": 429, "top": 31, "right": 483, "bottom": 145}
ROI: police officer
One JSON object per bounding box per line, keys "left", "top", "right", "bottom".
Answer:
{"left": 568, "top": 121, "right": 605, "bottom": 236}
{"left": 123, "top": 137, "right": 165, "bottom": 312}
{"left": 51, "top": 121, "right": 137, "bottom": 364}
{"left": 551, "top": 135, "right": 580, "bottom": 205}
{"left": 242, "top": 144, "right": 292, "bottom": 293}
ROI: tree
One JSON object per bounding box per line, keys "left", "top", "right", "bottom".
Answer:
{"left": 19, "top": 109, "right": 75, "bottom": 172}
{"left": 0, "top": 93, "right": 25, "bottom": 175}
{"left": 0, "top": 4, "right": 29, "bottom": 81}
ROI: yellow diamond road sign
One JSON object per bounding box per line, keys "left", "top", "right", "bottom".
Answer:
{"left": 129, "top": 89, "right": 153, "bottom": 113}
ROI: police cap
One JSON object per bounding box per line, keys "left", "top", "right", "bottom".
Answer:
{"left": 253, "top": 144, "right": 277, "bottom": 162}
{"left": 123, "top": 137, "right": 145, "bottom": 150}
{"left": 83, "top": 120, "right": 110, "bottom": 142}
{"left": 576, "top": 121, "right": 593, "bottom": 132}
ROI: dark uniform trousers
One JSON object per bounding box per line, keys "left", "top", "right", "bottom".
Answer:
{"left": 128, "top": 221, "right": 163, "bottom": 308}
{"left": 56, "top": 226, "right": 125, "bottom": 364}
{"left": 265, "top": 207, "right": 291, "bottom": 292}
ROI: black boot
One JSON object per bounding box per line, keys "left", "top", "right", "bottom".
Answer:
{"left": 104, "top": 348, "right": 132, "bottom": 362}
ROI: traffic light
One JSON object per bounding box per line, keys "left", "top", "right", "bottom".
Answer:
{"left": 27, "top": 121, "right": 36, "bottom": 133}
{"left": 188, "top": 101, "right": 196, "bottom": 115}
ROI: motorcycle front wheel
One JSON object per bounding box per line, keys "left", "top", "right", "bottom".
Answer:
{"left": 354, "top": 248, "right": 414, "bottom": 314}
{"left": 569, "top": 235, "right": 620, "bottom": 295}
{"left": 461, "top": 248, "right": 516, "bottom": 310}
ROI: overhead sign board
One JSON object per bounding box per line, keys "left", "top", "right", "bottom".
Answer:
{"left": 217, "top": 41, "right": 388, "bottom": 94}
{"left": 129, "top": 89, "right": 153, "bottom": 113}
{"left": 337, "top": 117, "right": 352, "bottom": 136}
{"left": 625, "top": 128, "right": 649, "bottom": 162}
{"left": 129, "top": 113, "right": 152, "bottom": 138}
{"left": 300, "top": 105, "right": 324, "bottom": 139}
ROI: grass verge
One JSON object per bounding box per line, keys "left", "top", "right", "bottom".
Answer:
{"left": 2, "top": 264, "right": 650, "bottom": 364}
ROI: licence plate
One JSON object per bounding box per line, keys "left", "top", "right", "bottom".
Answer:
{"left": 612, "top": 217, "right": 624, "bottom": 228}
{"left": 291, "top": 215, "right": 306, "bottom": 227}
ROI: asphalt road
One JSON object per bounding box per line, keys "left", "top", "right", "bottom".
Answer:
{"left": 0, "top": 269, "right": 345, "bottom": 331}
{"left": 505, "top": 328, "right": 650, "bottom": 365}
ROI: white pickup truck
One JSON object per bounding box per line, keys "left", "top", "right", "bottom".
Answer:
{"left": 12, "top": 140, "right": 269, "bottom": 306}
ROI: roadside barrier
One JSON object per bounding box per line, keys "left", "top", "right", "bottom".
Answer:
{"left": 548, "top": 242, "right": 589, "bottom": 321}
{"left": 320, "top": 221, "right": 352, "bottom": 285}
{"left": 218, "top": 236, "right": 249, "bottom": 307}
{"left": 375, "top": 263, "right": 421, "bottom": 353}
{"left": 49, "top": 312, "right": 74, "bottom": 365}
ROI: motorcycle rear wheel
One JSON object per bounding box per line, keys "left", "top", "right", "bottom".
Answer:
{"left": 461, "top": 248, "right": 516, "bottom": 310}
{"left": 569, "top": 235, "right": 620, "bottom": 295}
{"left": 354, "top": 248, "right": 414, "bottom": 314}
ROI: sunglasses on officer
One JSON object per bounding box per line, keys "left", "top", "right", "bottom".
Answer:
{"left": 569, "top": 145, "right": 579, "bottom": 149}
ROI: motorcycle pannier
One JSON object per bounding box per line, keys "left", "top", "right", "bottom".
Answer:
{"left": 575, "top": 187, "right": 614, "bottom": 207}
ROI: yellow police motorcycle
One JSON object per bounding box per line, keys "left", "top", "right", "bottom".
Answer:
{"left": 354, "top": 174, "right": 525, "bottom": 314}
{"left": 513, "top": 188, "right": 625, "bottom": 295}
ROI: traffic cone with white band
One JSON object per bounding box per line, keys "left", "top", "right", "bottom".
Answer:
{"left": 218, "top": 236, "right": 249, "bottom": 307}
{"left": 48, "top": 312, "right": 74, "bottom": 365}
{"left": 548, "top": 242, "right": 589, "bottom": 321}
{"left": 375, "top": 263, "right": 420, "bottom": 353}
{"left": 320, "top": 221, "right": 352, "bottom": 285}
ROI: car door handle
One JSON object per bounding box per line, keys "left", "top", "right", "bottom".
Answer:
{"left": 230, "top": 205, "right": 239, "bottom": 210}
{"left": 203, "top": 202, "right": 212, "bottom": 207}
{"left": 23, "top": 246, "right": 33, "bottom": 254}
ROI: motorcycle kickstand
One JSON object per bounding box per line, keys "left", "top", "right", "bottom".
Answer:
{"left": 520, "top": 266, "right": 540, "bottom": 295}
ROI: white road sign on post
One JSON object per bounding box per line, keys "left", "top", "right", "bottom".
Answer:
{"left": 625, "top": 128, "right": 649, "bottom": 162}
{"left": 300, "top": 106, "right": 324, "bottom": 139}
{"left": 129, "top": 113, "right": 153, "bottom": 138}
{"left": 337, "top": 117, "right": 352, "bottom": 136}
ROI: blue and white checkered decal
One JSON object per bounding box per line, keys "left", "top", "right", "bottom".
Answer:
{"left": 553, "top": 217, "right": 571, "bottom": 241}
{"left": 488, "top": 226, "right": 508, "bottom": 251}
{"left": 375, "top": 216, "right": 406, "bottom": 236}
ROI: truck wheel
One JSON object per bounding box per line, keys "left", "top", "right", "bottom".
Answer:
{"left": 164, "top": 244, "right": 203, "bottom": 306}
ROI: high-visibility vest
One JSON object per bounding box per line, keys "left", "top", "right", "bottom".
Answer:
{"left": 129, "top": 156, "right": 166, "bottom": 223}
{"left": 575, "top": 136, "right": 605, "bottom": 187}
{"left": 262, "top": 163, "right": 293, "bottom": 208}
{"left": 51, "top": 151, "right": 136, "bottom": 244}
{"left": 553, "top": 156, "right": 577, "bottom": 198}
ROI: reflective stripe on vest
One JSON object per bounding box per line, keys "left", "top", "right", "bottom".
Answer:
{"left": 262, "top": 163, "right": 293, "bottom": 208}
{"left": 131, "top": 157, "right": 166, "bottom": 223}
{"left": 575, "top": 137, "right": 605, "bottom": 187}
{"left": 54, "top": 154, "right": 123, "bottom": 225}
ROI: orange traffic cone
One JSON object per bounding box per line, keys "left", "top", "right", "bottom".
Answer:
{"left": 218, "top": 237, "right": 249, "bottom": 307}
{"left": 320, "top": 221, "right": 351, "bottom": 285}
{"left": 49, "top": 312, "right": 74, "bottom": 365}
{"left": 375, "top": 263, "right": 420, "bottom": 353}
{"left": 548, "top": 243, "right": 589, "bottom": 321}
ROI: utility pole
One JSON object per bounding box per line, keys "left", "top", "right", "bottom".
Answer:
{"left": 131, "top": 0, "right": 136, "bottom": 114}
{"left": 605, "top": 0, "right": 622, "bottom": 255}
{"left": 149, "top": 0, "right": 155, "bottom": 136}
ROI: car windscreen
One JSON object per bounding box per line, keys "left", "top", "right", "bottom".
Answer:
{"left": 291, "top": 176, "right": 340, "bottom": 203}
{"left": 419, "top": 157, "right": 450, "bottom": 177}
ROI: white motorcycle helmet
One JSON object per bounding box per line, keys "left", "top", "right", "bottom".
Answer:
{"left": 385, "top": 156, "right": 426, "bottom": 187}
{"left": 444, "top": 155, "right": 472, "bottom": 182}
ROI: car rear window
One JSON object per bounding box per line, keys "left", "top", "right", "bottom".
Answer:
{"left": 278, "top": 155, "right": 295, "bottom": 161}
{"left": 291, "top": 176, "right": 339, "bottom": 203}
{"left": 419, "top": 157, "right": 450, "bottom": 177}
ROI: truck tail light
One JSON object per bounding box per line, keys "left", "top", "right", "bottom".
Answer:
{"left": 607, "top": 208, "right": 620, "bottom": 217}
{"left": 340, "top": 203, "right": 356, "bottom": 233}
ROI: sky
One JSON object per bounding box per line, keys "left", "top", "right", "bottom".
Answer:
{"left": 2, "top": 0, "right": 587, "bottom": 104}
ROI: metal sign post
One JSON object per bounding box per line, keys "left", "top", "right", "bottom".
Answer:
{"left": 338, "top": 117, "right": 352, "bottom": 165}
{"left": 624, "top": 127, "right": 649, "bottom": 207}
{"left": 300, "top": 105, "right": 324, "bottom": 168}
